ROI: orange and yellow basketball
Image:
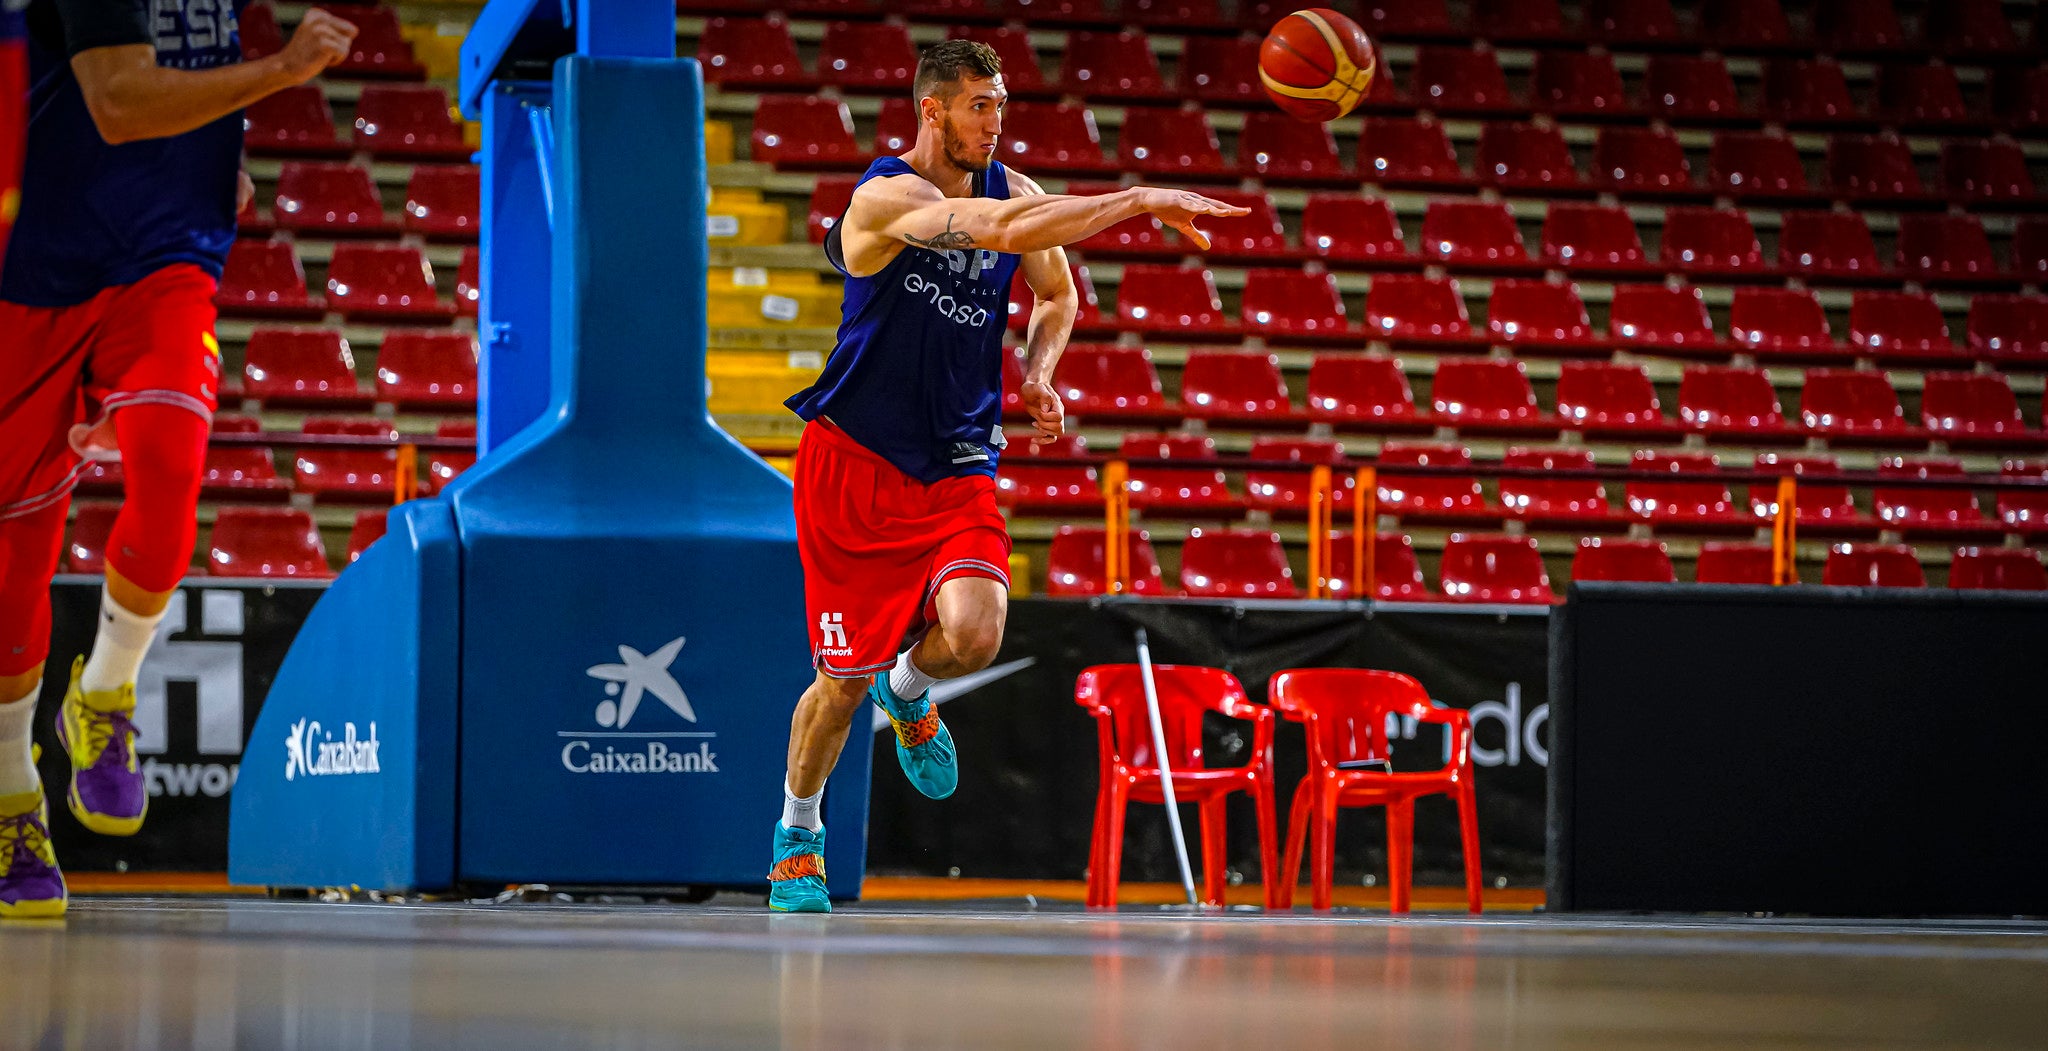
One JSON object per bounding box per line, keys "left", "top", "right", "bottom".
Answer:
{"left": 1258, "top": 8, "right": 1378, "bottom": 123}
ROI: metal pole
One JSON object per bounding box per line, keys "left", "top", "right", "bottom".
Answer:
{"left": 1134, "top": 628, "right": 1199, "bottom": 907}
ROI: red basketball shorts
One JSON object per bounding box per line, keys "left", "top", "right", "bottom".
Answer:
{"left": 794, "top": 419, "right": 1011, "bottom": 678}
{"left": 0, "top": 264, "right": 222, "bottom": 520}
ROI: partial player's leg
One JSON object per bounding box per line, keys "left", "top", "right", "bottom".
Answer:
{"left": 869, "top": 573, "right": 1007, "bottom": 802}
{"left": 771, "top": 670, "right": 872, "bottom": 913}
{"left": 0, "top": 501, "right": 71, "bottom": 919}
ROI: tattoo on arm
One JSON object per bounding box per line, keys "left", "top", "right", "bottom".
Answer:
{"left": 903, "top": 213, "right": 976, "bottom": 251}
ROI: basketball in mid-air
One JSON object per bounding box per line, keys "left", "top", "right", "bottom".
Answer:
{"left": 1258, "top": 9, "right": 1378, "bottom": 122}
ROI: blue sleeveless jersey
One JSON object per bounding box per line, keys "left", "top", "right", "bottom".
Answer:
{"left": 786, "top": 156, "right": 1021, "bottom": 485}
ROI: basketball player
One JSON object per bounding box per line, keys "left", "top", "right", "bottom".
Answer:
{"left": 768, "top": 39, "right": 1249, "bottom": 912}
{"left": 0, "top": 1, "right": 356, "bottom": 919}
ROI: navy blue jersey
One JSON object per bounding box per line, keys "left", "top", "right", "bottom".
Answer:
{"left": 786, "top": 156, "right": 1022, "bottom": 485}
{"left": 1, "top": 0, "right": 243, "bottom": 307}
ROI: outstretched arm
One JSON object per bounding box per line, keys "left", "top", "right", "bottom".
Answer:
{"left": 1011, "top": 176, "right": 1077, "bottom": 444}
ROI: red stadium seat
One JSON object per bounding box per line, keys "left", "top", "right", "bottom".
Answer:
{"left": 1438, "top": 533, "right": 1553, "bottom": 603}
{"left": 1530, "top": 51, "right": 1628, "bottom": 117}
{"left": 1409, "top": 47, "right": 1516, "bottom": 114}
{"left": 1539, "top": 204, "right": 1650, "bottom": 274}
{"left": 997, "top": 434, "right": 1102, "bottom": 515}
{"left": 997, "top": 102, "right": 1112, "bottom": 175}
{"left": 1828, "top": 135, "right": 1932, "bottom": 201}
{"left": 347, "top": 509, "right": 388, "bottom": 564}
{"left": 1121, "top": 109, "right": 1230, "bottom": 178}
{"left": 402, "top": 165, "right": 479, "bottom": 241}
{"left": 1588, "top": 0, "right": 1682, "bottom": 45}
{"left": 422, "top": 420, "right": 475, "bottom": 496}
{"left": 806, "top": 176, "right": 858, "bottom": 245}
{"left": 1358, "top": 118, "right": 1466, "bottom": 187}
{"left": 1322, "top": 532, "right": 1432, "bottom": 602}
{"left": 1920, "top": 371, "right": 2027, "bottom": 437}
{"left": 817, "top": 21, "right": 916, "bottom": 92}
{"left": 1193, "top": 190, "right": 1291, "bottom": 260}
{"left": 1626, "top": 450, "right": 1745, "bottom": 525}
{"left": 1694, "top": 542, "right": 1776, "bottom": 584}
{"left": 1998, "top": 460, "right": 2048, "bottom": 533}
{"left": 352, "top": 84, "right": 465, "bottom": 159}
{"left": 1777, "top": 211, "right": 1885, "bottom": 282}
{"left": 1376, "top": 442, "right": 1489, "bottom": 519}
{"left": 1239, "top": 112, "right": 1347, "bottom": 182}
{"left": 1060, "top": 30, "right": 1168, "bottom": 99}
{"left": 1239, "top": 269, "right": 1350, "bottom": 337}
{"left": 2003, "top": 68, "right": 2048, "bottom": 133}
{"left": 1942, "top": 140, "right": 2036, "bottom": 204}
{"left": 1592, "top": 127, "right": 1694, "bottom": 196}
{"left": 1471, "top": 0, "right": 1566, "bottom": 41}
{"left": 1364, "top": 274, "right": 1472, "bottom": 343}
{"left": 751, "top": 97, "right": 863, "bottom": 170}
{"left": 1555, "top": 361, "right": 1667, "bottom": 432}
{"left": 1064, "top": 181, "right": 1168, "bottom": 258}
{"left": 1931, "top": 0, "right": 2024, "bottom": 56}
{"left": 1572, "top": 538, "right": 1676, "bottom": 584}
{"left": 1896, "top": 214, "right": 1999, "bottom": 284}
{"left": 1419, "top": 200, "right": 1530, "bottom": 269}
{"left": 1761, "top": 59, "right": 1857, "bottom": 126}
{"left": 202, "top": 414, "right": 289, "bottom": 499}
{"left": 1009, "top": 263, "right": 1109, "bottom": 335}
{"left": 1813, "top": 0, "right": 1909, "bottom": 52}
{"left": 1178, "top": 35, "right": 1261, "bottom": 105}
{"left": 2015, "top": 220, "right": 2048, "bottom": 282}
{"left": 1050, "top": 345, "right": 1169, "bottom": 420}
{"left": 295, "top": 417, "right": 401, "bottom": 501}
{"left": 1728, "top": 287, "right": 1837, "bottom": 356}
{"left": 65, "top": 503, "right": 119, "bottom": 573}
{"left": 320, "top": 4, "right": 422, "bottom": 79}
{"left": 1119, "top": 434, "right": 1241, "bottom": 514}
{"left": 1475, "top": 123, "right": 1584, "bottom": 193}
{"left": 1244, "top": 438, "right": 1349, "bottom": 514}
{"left": 953, "top": 28, "right": 1048, "bottom": 96}
{"left": 1430, "top": 358, "right": 1551, "bottom": 430}
{"left": 1484, "top": 279, "right": 1599, "bottom": 350}
{"left": 1709, "top": 132, "right": 1810, "bottom": 200}
{"left": 1679, "top": 365, "right": 1794, "bottom": 436}
{"left": 1660, "top": 207, "right": 1768, "bottom": 277}
{"left": 1001, "top": 0, "right": 1108, "bottom": 25}
{"left": 1950, "top": 548, "right": 2048, "bottom": 591}
{"left": 1847, "top": 291, "right": 1957, "bottom": 360}
{"left": 1305, "top": 354, "right": 1422, "bottom": 426}
{"left": 1822, "top": 544, "right": 1924, "bottom": 588}
{"left": 375, "top": 330, "right": 476, "bottom": 409}
{"left": 1499, "top": 447, "right": 1614, "bottom": 524}
{"left": 1751, "top": 452, "right": 1867, "bottom": 528}
{"left": 1114, "top": 265, "right": 1230, "bottom": 335}
{"left": 1356, "top": 0, "right": 1455, "bottom": 37}
{"left": 1300, "top": 195, "right": 1409, "bottom": 264}
{"left": 1180, "top": 350, "right": 1294, "bottom": 422}
{"left": 871, "top": 96, "right": 923, "bottom": 150}
{"left": 1645, "top": 55, "right": 1742, "bottom": 121}
{"left": 324, "top": 243, "right": 454, "bottom": 321}
{"left": 1800, "top": 368, "right": 1909, "bottom": 436}
{"left": 455, "top": 246, "right": 479, "bottom": 318}
{"left": 242, "top": 327, "right": 361, "bottom": 405}
{"left": 1045, "top": 526, "right": 1167, "bottom": 596}
{"left": 214, "top": 239, "right": 322, "bottom": 319}
{"left": 240, "top": 2, "right": 284, "bottom": 61}
{"left": 1877, "top": 64, "right": 1970, "bottom": 127}
{"left": 1969, "top": 295, "right": 2048, "bottom": 364}
{"left": 243, "top": 84, "right": 345, "bottom": 157}
{"left": 1609, "top": 284, "right": 1718, "bottom": 350}
{"left": 1706, "top": 0, "right": 1792, "bottom": 47}
{"left": 699, "top": 16, "right": 807, "bottom": 89}
{"left": 208, "top": 507, "right": 333, "bottom": 578}
{"left": 273, "top": 162, "right": 394, "bottom": 236}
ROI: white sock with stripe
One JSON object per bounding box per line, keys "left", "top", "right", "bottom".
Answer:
{"left": 888, "top": 646, "right": 940, "bottom": 701}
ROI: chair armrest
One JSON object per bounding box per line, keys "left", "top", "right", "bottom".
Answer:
{"left": 1407, "top": 703, "right": 1473, "bottom": 771}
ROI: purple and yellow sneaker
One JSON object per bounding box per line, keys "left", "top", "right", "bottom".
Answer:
{"left": 0, "top": 790, "right": 67, "bottom": 920}
{"left": 56, "top": 656, "right": 146, "bottom": 836}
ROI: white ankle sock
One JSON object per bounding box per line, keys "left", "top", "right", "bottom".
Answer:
{"left": 79, "top": 587, "right": 165, "bottom": 696}
{"left": 888, "top": 647, "right": 941, "bottom": 700}
{"left": 0, "top": 691, "right": 39, "bottom": 797}
{"left": 782, "top": 778, "right": 824, "bottom": 832}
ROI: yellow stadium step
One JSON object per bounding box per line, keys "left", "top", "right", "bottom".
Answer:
{"left": 706, "top": 353, "right": 823, "bottom": 416}
{"left": 709, "top": 188, "right": 787, "bottom": 246}
{"left": 706, "top": 120, "right": 735, "bottom": 165}
{"left": 707, "top": 270, "right": 839, "bottom": 327}
{"left": 400, "top": 25, "right": 465, "bottom": 81}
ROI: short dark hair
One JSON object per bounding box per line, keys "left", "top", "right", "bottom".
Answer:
{"left": 913, "top": 40, "right": 1002, "bottom": 104}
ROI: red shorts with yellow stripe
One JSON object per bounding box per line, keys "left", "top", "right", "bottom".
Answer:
{"left": 794, "top": 419, "right": 1011, "bottom": 678}
{"left": 0, "top": 264, "right": 221, "bottom": 520}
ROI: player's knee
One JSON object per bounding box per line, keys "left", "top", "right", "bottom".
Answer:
{"left": 943, "top": 615, "right": 1004, "bottom": 673}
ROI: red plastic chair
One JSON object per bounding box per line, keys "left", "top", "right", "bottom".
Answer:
{"left": 1695, "top": 542, "right": 1777, "bottom": 584}
{"left": 1002, "top": 0, "right": 1109, "bottom": 26}
{"left": 699, "top": 16, "right": 807, "bottom": 89}
{"left": 1063, "top": 182, "right": 1169, "bottom": 259}
{"left": 201, "top": 414, "right": 289, "bottom": 500}
{"left": 1126, "top": 0, "right": 1228, "bottom": 25}
{"left": 1800, "top": 369, "right": 1909, "bottom": 436}
{"left": 1076, "top": 664, "right": 1278, "bottom": 908}
{"left": 1114, "top": 265, "right": 1231, "bottom": 335}
{"left": 1420, "top": 200, "right": 1530, "bottom": 268}
{"left": 1589, "top": 0, "right": 1682, "bottom": 44}
{"left": 375, "top": 330, "right": 477, "bottom": 409}
{"left": 422, "top": 419, "right": 476, "bottom": 496}
{"left": 1060, "top": 30, "right": 1168, "bottom": 98}
{"left": 1847, "top": 291, "right": 1955, "bottom": 359}
{"left": 1239, "top": 269, "right": 1348, "bottom": 337}
{"left": 2004, "top": 68, "right": 2048, "bottom": 132}
{"left": 1645, "top": 55, "right": 1742, "bottom": 121}
{"left": 1626, "top": 450, "right": 1745, "bottom": 525}
{"left": 1661, "top": 207, "right": 1768, "bottom": 278}
{"left": 325, "top": 243, "right": 453, "bottom": 321}
{"left": 1942, "top": 140, "right": 2036, "bottom": 204}
{"left": 1931, "top": 0, "right": 2024, "bottom": 55}
{"left": 214, "top": 239, "right": 322, "bottom": 318}
{"left": 997, "top": 101, "right": 1112, "bottom": 175}
{"left": 1376, "top": 442, "right": 1489, "bottom": 519}
{"left": 1778, "top": 211, "right": 1885, "bottom": 282}
{"left": 1180, "top": 528, "right": 1296, "bottom": 598}
{"left": 1239, "top": 112, "right": 1348, "bottom": 183}
{"left": 242, "top": 327, "right": 361, "bottom": 405}
{"left": 351, "top": 84, "right": 466, "bottom": 159}
{"left": 1305, "top": 354, "right": 1421, "bottom": 426}
{"left": 207, "top": 507, "right": 334, "bottom": 578}
{"left": 1761, "top": 59, "right": 1858, "bottom": 126}
{"left": 751, "top": 97, "right": 863, "bottom": 170}
{"left": 1922, "top": 372, "right": 2027, "bottom": 437}
{"left": 1046, "top": 526, "right": 1167, "bottom": 597}
{"left": 1119, "top": 434, "right": 1240, "bottom": 514}
{"left": 1540, "top": 204, "right": 1651, "bottom": 274}
{"left": 1179, "top": 350, "right": 1294, "bottom": 422}
{"left": 817, "top": 21, "right": 916, "bottom": 92}
{"left": 1430, "top": 357, "right": 1551, "bottom": 430}
{"left": 1499, "top": 447, "right": 1613, "bottom": 524}
{"left": 1969, "top": 295, "right": 2048, "bottom": 364}
{"left": 1609, "top": 284, "right": 1718, "bottom": 350}
{"left": 1323, "top": 532, "right": 1431, "bottom": 601}
{"left": 1750, "top": 452, "right": 1866, "bottom": 528}
{"left": 1678, "top": 365, "right": 1793, "bottom": 436}
{"left": 1950, "top": 547, "right": 2048, "bottom": 591}
{"left": 1708, "top": 132, "right": 1808, "bottom": 201}
{"left": 1194, "top": 190, "right": 1291, "bottom": 261}
{"left": 1364, "top": 273, "right": 1472, "bottom": 342}
{"left": 1439, "top": 533, "right": 1552, "bottom": 602}
{"left": 1704, "top": 0, "right": 1793, "bottom": 47}
{"left": 294, "top": 417, "right": 401, "bottom": 501}
{"left": 1878, "top": 64, "right": 1970, "bottom": 126}
{"left": 1358, "top": 117, "right": 1467, "bottom": 187}
{"left": 273, "top": 161, "right": 394, "bottom": 236}
{"left": 1572, "top": 538, "right": 1676, "bottom": 583}
{"left": 1998, "top": 460, "right": 2048, "bottom": 533}
{"left": 1728, "top": 287, "right": 1836, "bottom": 356}
{"left": 1875, "top": 457, "right": 1992, "bottom": 533}
{"left": 454, "top": 246, "right": 479, "bottom": 318}
{"left": 244, "top": 84, "right": 345, "bottom": 157}
{"left": 1244, "top": 438, "right": 1352, "bottom": 514}
{"left": 1813, "top": 0, "right": 1909, "bottom": 52}
{"left": 1555, "top": 361, "right": 1665, "bottom": 432}
{"left": 1410, "top": 46, "right": 1515, "bottom": 114}
{"left": 1472, "top": 0, "right": 1566, "bottom": 41}
{"left": 402, "top": 164, "right": 480, "bottom": 241}
{"left": 346, "top": 509, "right": 388, "bottom": 564}
{"left": 1484, "top": 279, "right": 1598, "bottom": 351}
{"left": 1050, "top": 345, "right": 1169, "bottom": 420}
{"left": 1828, "top": 135, "right": 1931, "bottom": 201}
{"left": 1822, "top": 544, "right": 1924, "bottom": 587}
{"left": 65, "top": 503, "right": 119, "bottom": 574}
{"left": 1179, "top": 35, "right": 1261, "bottom": 106}
{"left": 1530, "top": 51, "right": 1628, "bottom": 117}
{"left": 1475, "top": 123, "right": 1584, "bottom": 193}
{"left": 1898, "top": 214, "right": 2000, "bottom": 283}
{"left": 1120, "top": 108, "right": 1230, "bottom": 178}
{"left": 1010, "top": 262, "right": 1109, "bottom": 336}
{"left": 1355, "top": 0, "right": 1454, "bottom": 36}
{"left": 998, "top": 433, "right": 1100, "bottom": 515}
{"left": 240, "top": 2, "right": 285, "bottom": 61}
{"left": 1300, "top": 195, "right": 1408, "bottom": 264}
{"left": 1593, "top": 127, "right": 1694, "bottom": 195}
{"left": 2016, "top": 220, "right": 2048, "bottom": 282}
{"left": 1271, "top": 668, "right": 1479, "bottom": 913}
{"left": 320, "top": 4, "right": 423, "bottom": 79}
